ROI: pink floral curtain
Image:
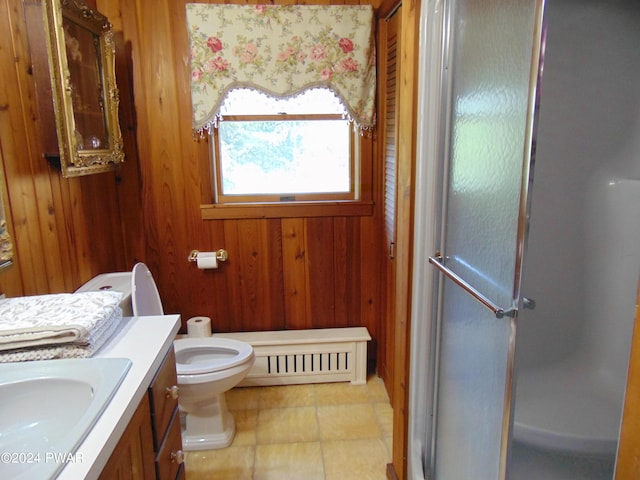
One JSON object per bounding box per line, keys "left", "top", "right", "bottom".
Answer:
{"left": 186, "top": 4, "right": 376, "bottom": 133}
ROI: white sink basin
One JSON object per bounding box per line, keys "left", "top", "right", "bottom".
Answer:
{"left": 0, "top": 357, "right": 131, "bottom": 479}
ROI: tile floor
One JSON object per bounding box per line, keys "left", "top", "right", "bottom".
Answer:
{"left": 184, "top": 376, "right": 393, "bottom": 480}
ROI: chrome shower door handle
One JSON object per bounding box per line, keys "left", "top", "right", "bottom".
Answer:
{"left": 428, "top": 254, "right": 517, "bottom": 319}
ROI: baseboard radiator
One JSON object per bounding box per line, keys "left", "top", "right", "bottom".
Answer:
{"left": 215, "top": 327, "right": 371, "bottom": 386}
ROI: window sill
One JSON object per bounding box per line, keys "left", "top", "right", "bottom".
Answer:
{"left": 200, "top": 200, "right": 374, "bottom": 220}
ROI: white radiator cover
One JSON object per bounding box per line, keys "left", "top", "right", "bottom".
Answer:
{"left": 215, "top": 327, "right": 371, "bottom": 386}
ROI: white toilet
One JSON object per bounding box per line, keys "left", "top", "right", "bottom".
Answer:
{"left": 78, "top": 263, "right": 255, "bottom": 451}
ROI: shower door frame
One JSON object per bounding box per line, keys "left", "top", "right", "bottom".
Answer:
{"left": 408, "top": 0, "right": 547, "bottom": 477}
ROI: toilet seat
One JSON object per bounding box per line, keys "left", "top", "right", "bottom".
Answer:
{"left": 131, "top": 263, "right": 164, "bottom": 316}
{"left": 131, "top": 262, "right": 254, "bottom": 378}
{"left": 174, "top": 337, "right": 254, "bottom": 375}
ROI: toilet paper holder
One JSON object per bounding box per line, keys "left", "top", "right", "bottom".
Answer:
{"left": 188, "top": 249, "right": 228, "bottom": 263}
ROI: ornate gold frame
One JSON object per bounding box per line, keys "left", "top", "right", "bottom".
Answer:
{"left": 42, "top": 0, "right": 124, "bottom": 177}
{"left": 0, "top": 160, "right": 13, "bottom": 270}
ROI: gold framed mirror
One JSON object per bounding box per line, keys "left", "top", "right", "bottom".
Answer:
{"left": 42, "top": 0, "right": 124, "bottom": 177}
{"left": 0, "top": 154, "right": 13, "bottom": 271}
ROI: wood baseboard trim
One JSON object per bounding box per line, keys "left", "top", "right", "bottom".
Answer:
{"left": 386, "top": 463, "right": 399, "bottom": 480}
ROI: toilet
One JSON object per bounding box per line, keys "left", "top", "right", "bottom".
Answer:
{"left": 77, "top": 263, "right": 255, "bottom": 450}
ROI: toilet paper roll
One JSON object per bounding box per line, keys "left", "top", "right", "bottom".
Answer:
{"left": 196, "top": 252, "right": 218, "bottom": 270}
{"left": 187, "top": 316, "right": 212, "bottom": 337}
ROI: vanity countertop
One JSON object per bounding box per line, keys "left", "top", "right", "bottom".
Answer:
{"left": 57, "top": 314, "right": 181, "bottom": 480}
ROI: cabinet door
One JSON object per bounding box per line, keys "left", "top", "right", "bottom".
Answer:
{"left": 99, "top": 395, "right": 155, "bottom": 480}
{"left": 149, "top": 348, "right": 180, "bottom": 450}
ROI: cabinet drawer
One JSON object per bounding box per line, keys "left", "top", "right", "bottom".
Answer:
{"left": 155, "top": 407, "right": 184, "bottom": 480}
{"left": 149, "top": 347, "right": 180, "bottom": 449}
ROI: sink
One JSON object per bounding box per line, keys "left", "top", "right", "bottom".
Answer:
{"left": 0, "top": 357, "right": 131, "bottom": 479}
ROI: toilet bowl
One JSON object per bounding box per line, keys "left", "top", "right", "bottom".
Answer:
{"left": 77, "top": 263, "right": 255, "bottom": 450}
{"left": 174, "top": 337, "right": 254, "bottom": 450}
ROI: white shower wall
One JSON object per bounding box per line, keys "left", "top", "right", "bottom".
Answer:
{"left": 583, "top": 179, "right": 640, "bottom": 394}
{"left": 516, "top": 0, "right": 640, "bottom": 371}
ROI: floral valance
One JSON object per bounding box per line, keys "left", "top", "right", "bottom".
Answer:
{"left": 186, "top": 4, "right": 376, "bottom": 133}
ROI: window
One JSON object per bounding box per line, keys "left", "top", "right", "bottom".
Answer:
{"left": 187, "top": 5, "right": 376, "bottom": 218}
{"left": 211, "top": 88, "right": 359, "bottom": 204}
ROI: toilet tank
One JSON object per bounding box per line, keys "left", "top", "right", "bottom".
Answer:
{"left": 75, "top": 272, "right": 133, "bottom": 316}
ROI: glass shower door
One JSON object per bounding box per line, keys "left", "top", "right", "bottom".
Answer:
{"left": 428, "top": 0, "right": 546, "bottom": 478}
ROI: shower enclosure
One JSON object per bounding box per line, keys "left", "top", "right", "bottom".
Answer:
{"left": 408, "top": 0, "right": 640, "bottom": 478}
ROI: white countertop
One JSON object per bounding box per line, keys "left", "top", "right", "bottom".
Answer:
{"left": 57, "top": 314, "right": 181, "bottom": 480}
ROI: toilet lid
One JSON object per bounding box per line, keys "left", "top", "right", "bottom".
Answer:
{"left": 131, "top": 263, "right": 164, "bottom": 316}
{"left": 174, "top": 337, "right": 254, "bottom": 375}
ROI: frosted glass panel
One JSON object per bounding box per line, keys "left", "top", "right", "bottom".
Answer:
{"left": 444, "top": 0, "right": 538, "bottom": 306}
{"left": 433, "top": 0, "right": 542, "bottom": 478}
{"left": 435, "top": 290, "right": 512, "bottom": 478}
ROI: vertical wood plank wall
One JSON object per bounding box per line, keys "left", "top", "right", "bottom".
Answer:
{"left": 0, "top": 0, "right": 387, "bottom": 371}
{"left": 0, "top": 0, "right": 137, "bottom": 297}
{"left": 105, "top": 0, "right": 383, "bottom": 364}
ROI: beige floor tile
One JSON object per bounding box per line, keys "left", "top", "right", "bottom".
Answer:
{"left": 185, "top": 378, "right": 393, "bottom": 479}
{"left": 254, "top": 442, "right": 325, "bottom": 480}
{"left": 231, "top": 409, "right": 258, "bottom": 446}
{"left": 317, "top": 403, "right": 381, "bottom": 441}
{"left": 227, "top": 386, "right": 261, "bottom": 411}
{"left": 373, "top": 402, "right": 393, "bottom": 438}
{"left": 259, "top": 384, "right": 316, "bottom": 409}
{"left": 383, "top": 434, "right": 393, "bottom": 459}
{"left": 366, "top": 376, "right": 391, "bottom": 403}
{"left": 314, "top": 381, "right": 370, "bottom": 405}
{"left": 184, "top": 445, "right": 255, "bottom": 480}
{"left": 322, "top": 438, "right": 390, "bottom": 480}
{"left": 257, "top": 406, "right": 320, "bottom": 444}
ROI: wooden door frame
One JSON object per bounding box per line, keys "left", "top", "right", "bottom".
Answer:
{"left": 376, "top": 0, "right": 421, "bottom": 478}
{"left": 377, "top": 0, "right": 401, "bottom": 405}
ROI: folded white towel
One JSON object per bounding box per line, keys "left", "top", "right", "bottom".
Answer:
{"left": 0, "top": 309, "right": 124, "bottom": 363}
{"left": 0, "top": 291, "right": 123, "bottom": 351}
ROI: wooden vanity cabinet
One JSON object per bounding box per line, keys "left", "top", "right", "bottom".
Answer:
{"left": 100, "top": 348, "right": 184, "bottom": 480}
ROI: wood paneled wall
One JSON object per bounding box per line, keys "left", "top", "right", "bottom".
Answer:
{"left": 0, "top": 0, "right": 387, "bottom": 370}
{"left": 0, "top": 0, "right": 139, "bottom": 297}
{"left": 101, "top": 0, "right": 384, "bottom": 367}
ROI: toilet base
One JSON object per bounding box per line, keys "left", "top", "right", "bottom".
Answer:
{"left": 182, "top": 418, "right": 236, "bottom": 450}
{"left": 180, "top": 392, "right": 237, "bottom": 451}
